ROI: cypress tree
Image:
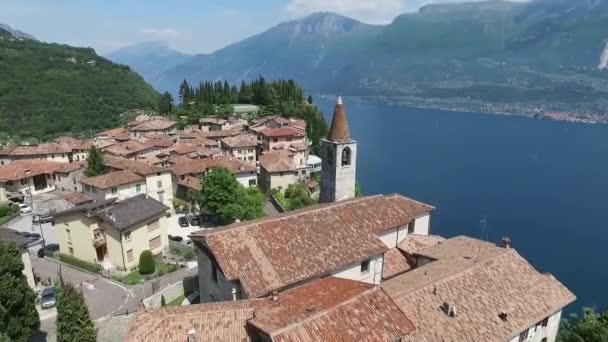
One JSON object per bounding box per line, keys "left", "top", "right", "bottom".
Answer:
{"left": 85, "top": 146, "right": 105, "bottom": 177}
{"left": 160, "top": 295, "right": 166, "bottom": 307}
{"left": 56, "top": 283, "right": 96, "bottom": 342}
{"left": 307, "top": 94, "right": 314, "bottom": 104}
{"left": 0, "top": 242, "right": 40, "bottom": 342}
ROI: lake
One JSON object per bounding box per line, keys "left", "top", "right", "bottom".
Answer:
{"left": 316, "top": 97, "right": 608, "bottom": 314}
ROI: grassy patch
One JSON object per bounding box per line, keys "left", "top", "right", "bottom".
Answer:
{"left": 58, "top": 254, "right": 101, "bottom": 274}
{"left": 0, "top": 212, "right": 19, "bottom": 226}
{"left": 119, "top": 270, "right": 144, "bottom": 285}
{"left": 167, "top": 295, "right": 185, "bottom": 307}
{"left": 116, "top": 259, "right": 184, "bottom": 285}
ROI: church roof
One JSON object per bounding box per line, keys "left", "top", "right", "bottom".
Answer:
{"left": 327, "top": 96, "right": 351, "bottom": 143}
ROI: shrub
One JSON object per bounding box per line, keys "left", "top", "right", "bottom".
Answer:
{"left": 183, "top": 251, "right": 195, "bottom": 261}
{"left": 138, "top": 250, "right": 156, "bottom": 275}
{"left": 11, "top": 204, "right": 19, "bottom": 213}
{"left": 0, "top": 206, "right": 10, "bottom": 217}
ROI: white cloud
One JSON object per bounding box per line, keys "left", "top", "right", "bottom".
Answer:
{"left": 285, "top": 0, "right": 407, "bottom": 24}
{"left": 138, "top": 28, "right": 182, "bottom": 39}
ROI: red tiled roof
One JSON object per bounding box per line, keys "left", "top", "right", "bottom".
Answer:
{"left": 103, "top": 156, "right": 169, "bottom": 176}
{"left": 202, "top": 129, "right": 242, "bottom": 139}
{"left": 382, "top": 248, "right": 413, "bottom": 280}
{"left": 64, "top": 192, "right": 94, "bottom": 205}
{"left": 397, "top": 234, "right": 445, "bottom": 255}
{"left": 56, "top": 161, "right": 86, "bottom": 173}
{"left": 259, "top": 150, "right": 296, "bottom": 173}
{"left": 80, "top": 170, "right": 144, "bottom": 189}
{"left": 191, "top": 195, "right": 433, "bottom": 298}
{"left": 144, "top": 138, "right": 173, "bottom": 148}
{"left": 95, "top": 127, "right": 130, "bottom": 140}
{"left": 178, "top": 176, "right": 202, "bottom": 191}
{"left": 130, "top": 119, "right": 176, "bottom": 131}
{"left": 7, "top": 144, "right": 72, "bottom": 156}
{"left": 382, "top": 236, "right": 576, "bottom": 342}
{"left": 54, "top": 137, "right": 93, "bottom": 150}
{"left": 327, "top": 97, "right": 351, "bottom": 143}
{"left": 0, "top": 160, "right": 64, "bottom": 181}
{"left": 259, "top": 127, "right": 305, "bottom": 138}
{"left": 199, "top": 117, "right": 228, "bottom": 125}
{"left": 171, "top": 156, "right": 255, "bottom": 177}
{"left": 221, "top": 134, "right": 257, "bottom": 148}
{"left": 102, "top": 140, "right": 155, "bottom": 157}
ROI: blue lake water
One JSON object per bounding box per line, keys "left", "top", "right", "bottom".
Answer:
{"left": 316, "top": 97, "right": 608, "bottom": 314}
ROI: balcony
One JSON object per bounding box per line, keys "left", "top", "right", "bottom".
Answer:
{"left": 93, "top": 231, "right": 106, "bottom": 247}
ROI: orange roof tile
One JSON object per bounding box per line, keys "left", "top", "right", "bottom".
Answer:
{"left": 0, "top": 160, "right": 64, "bottom": 181}
{"left": 382, "top": 248, "right": 413, "bottom": 280}
{"left": 259, "top": 150, "right": 296, "bottom": 173}
{"left": 80, "top": 170, "right": 144, "bottom": 189}
{"left": 103, "top": 156, "right": 169, "bottom": 176}
{"left": 327, "top": 96, "right": 351, "bottom": 143}
{"left": 221, "top": 134, "right": 258, "bottom": 148}
{"left": 130, "top": 119, "right": 176, "bottom": 131}
{"left": 259, "top": 127, "right": 305, "bottom": 138}
{"left": 64, "top": 192, "right": 94, "bottom": 205}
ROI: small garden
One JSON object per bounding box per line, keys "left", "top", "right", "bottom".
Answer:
{"left": 273, "top": 183, "right": 315, "bottom": 211}
{"left": 0, "top": 204, "right": 19, "bottom": 225}
{"left": 117, "top": 250, "right": 185, "bottom": 285}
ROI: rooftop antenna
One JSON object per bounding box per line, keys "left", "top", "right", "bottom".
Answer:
{"left": 476, "top": 216, "right": 489, "bottom": 263}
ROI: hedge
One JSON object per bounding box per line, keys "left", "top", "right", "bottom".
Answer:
{"left": 138, "top": 250, "right": 156, "bottom": 275}
{"left": 59, "top": 254, "right": 101, "bottom": 274}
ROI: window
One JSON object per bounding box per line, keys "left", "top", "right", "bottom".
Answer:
{"left": 72, "top": 178, "right": 76, "bottom": 185}
{"left": 212, "top": 265, "right": 218, "bottom": 283}
{"left": 85, "top": 184, "right": 90, "bottom": 192}
{"left": 341, "top": 147, "right": 351, "bottom": 166}
{"left": 111, "top": 187, "right": 117, "bottom": 194}
{"left": 124, "top": 231, "right": 132, "bottom": 242}
{"left": 326, "top": 146, "right": 333, "bottom": 166}
{"left": 408, "top": 220, "right": 416, "bottom": 234}
{"left": 68, "top": 247, "right": 74, "bottom": 256}
{"left": 135, "top": 184, "right": 141, "bottom": 193}
{"left": 519, "top": 329, "right": 529, "bottom": 342}
{"left": 147, "top": 219, "right": 160, "bottom": 232}
{"left": 149, "top": 236, "right": 161, "bottom": 249}
{"left": 66, "top": 229, "right": 72, "bottom": 242}
{"left": 157, "top": 180, "right": 162, "bottom": 188}
{"left": 249, "top": 179, "right": 257, "bottom": 186}
{"left": 360, "top": 259, "right": 370, "bottom": 273}
{"left": 127, "top": 249, "right": 134, "bottom": 261}
{"left": 20, "top": 179, "right": 28, "bottom": 185}
{"left": 540, "top": 339, "right": 547, "bottom": 342}
{"left": 273, "top": 138, "right": 278, "bottom": 143}
{"left": 541, "top": 317, "right": 549, "bottom": 327}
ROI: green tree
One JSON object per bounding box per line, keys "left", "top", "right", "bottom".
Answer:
{"left": 284, "top": 183, "right": 313, "bottom": 210}
{"left": 558, "top": 308, "right": 608, "bottom": 342}
{"left": 178, "top": 79, "right": 192, "bottom": 107}
{"left": 198, "top": 168, "right": 264, "bottom": 224}
{"left": 0, "top": 242, "right": 39, "bottom": 342}
{"left": 158, "top": 92, "right": 174, "bottom": 115}
{"left": 138, "top": 250, "right": 156, "bottom": 275}
{"left": 160, "top": 295, "right": 166, "bottom": 307}
{"left": 56, "top": 282, "right": 96, "bottom": 342}
{"left": 84, "top": 146, "right": 105, "bottom": 177}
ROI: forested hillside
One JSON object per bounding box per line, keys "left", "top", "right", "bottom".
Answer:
{"left": 0, "top": 28, "right": 159, "bottom": 141}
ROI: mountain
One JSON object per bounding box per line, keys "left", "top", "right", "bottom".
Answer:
{"left": 151, "top": 0, "right": 608, "bottom": 121}
{"left": 0, "top": 23, "right": 36, "bottom": 40}
{"left": 105, "top": 41, "right": 191, "bottom": 87}
{"left": 0, "top": 27, "right": 159, "bottom": 140}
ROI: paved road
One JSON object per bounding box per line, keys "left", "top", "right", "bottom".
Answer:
{"left": 264, "top": 200, "right": 280, "bottom": 216}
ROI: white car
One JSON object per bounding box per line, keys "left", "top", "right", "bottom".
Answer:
{"left": 17, "top": 203, "right": 32, "bottom": 214}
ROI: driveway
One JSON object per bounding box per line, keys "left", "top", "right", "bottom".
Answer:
{"left": 167, "top": 214, "right": 215, "bottom": 241}
{"left": 6, "top": 214, "right": 56, "bottom": 251}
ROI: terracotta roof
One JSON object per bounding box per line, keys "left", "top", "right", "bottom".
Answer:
{"left": 327, "top": 96, "right": 351, "bottom": 143}
{"left": 199, "top": 117, "right": 228, "bottom": 125}
{"left": 103, "top": 156, "right": 169, "bottom": 176}
{"left": 168, "top": 144, "right": 200, "bottom": 155}
{"left": 126, "top": 277, "right": 415, "bottom": 342}
{"left": 96, "top": 127, "right": 130, "bottom": 140}
{"left": 56, "top": 161, "right": 86, "bottom": 173}
{"left": 143, "top": 138, "right": 173, "bottom": 148}
{"left": 7, "top": 144, "right": 72, "bottom": 156}
{"left": 178, "top": 176, "right": 202, "bottom": 191}
{"left": 64, "top": 192, "right": 94, "bottom": 206}
{"left": 202, "top": 129, "right": 241, "bottom": 139}
{"left": 0, "top": 160, "right": 64, "bottom": 181}
{"left": 191, "top": 194, "right": 433, "bottom": 298}
{"left": 397, "top": 234, "right": 445, "bottom": 255}
{"left": 382, "top": 248, "right": 413, "bottom": 280}
{"left": 289, "top": 143, "right": 308, "bottom": 152}
{"left": 126, "top": 300, "right": 255, "bottom": 342}
{"left": 221, "top": 134, "right": 258, "bottom": 148}
{"left": 250, "top": 277, "right": 415, "bottom": 341}
{"left": 103, "top": 140, "right": 155, "bottom": 157}
{"left": 259, "top": 150, "right": 296, "bottom": 173}
{"left": 130, "top": 119, "right": 175, "bottom": 131}
{"left": 259, "top": 127, "right": 305, "bottom": 138}
{"left": 382, "top": 236, "right": 576, "bottom": 342}
{"left": 54, "top": 137, "right": 93, "bottom": 150}
{"left": 171, "top": 156, "right": 255, "bottom": 177}
{"left": 80, "top": 170, "right": 144, "bottom": 189}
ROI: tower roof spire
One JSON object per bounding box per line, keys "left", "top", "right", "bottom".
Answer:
{"left": 327, "top": 96, "right": 351, "bottom": 143}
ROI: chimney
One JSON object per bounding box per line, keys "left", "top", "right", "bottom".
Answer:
{"left": 187, "top": 329, "right": 196, "bottom": 342}
{"left": 271, "top": 290, "right": 279, "bottom": 302}
{"left": 499, "top": 311, "right": 509, "bottom": 321}
{"left": 442, "top": 302, "right": 457, "bottom": 318}
{"left": 501, "top": 237, "right": 512, "bottom": 249}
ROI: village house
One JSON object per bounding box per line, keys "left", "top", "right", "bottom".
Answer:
{"left": 95, "top": 127, "right": 131, "bottom": 143}
{"left": 258, "top": 150, "right": 299, "bottom": 192}
{"left": 200, "top": 129, "right": 242, "bottom": 145}
{"left": 0, "top": 160, "right": 64, "bottom": 196}
{"left": 258, "top": 127, "right": 306, "bottom": 152}
{"left": 249, "top": 116, "right": 306, "bottom": 133}
{"left": 129, "top": 119, "right": 177, "bottom": 138}
{"left": 102, "top": 140, "right": 161, "bottom": 160}
{"left": 103, "top": 156, "right": 174, "bottom": 212}
{"left": 54, "top": 161, "right": 86, "bottom": 193}
{"left": 0, "top": 182, "right": 8, "bottom": 205}
{"left": 53, "top": 137, "right": 93, "bottom": 162}
{"left": 0, "top": 143, "right": 73, "bottom": 165}
{"left": 53, "top": 195, "right": 169, "bottom": 273}
{"left": 0, "top": 228, "right": 38, "bottom": 289}
{"left": 81, "top": 170, "right": 147, "bottom": 202}
{"left": 220, "top": 134, "right": 258, "bottom": 165}
{"left": 199, "top": 117, "right": 232, "bottom": 131}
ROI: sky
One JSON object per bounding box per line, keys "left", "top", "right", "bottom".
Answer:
{"left": 0, "top": 0, "right": 522, "bottom": 55}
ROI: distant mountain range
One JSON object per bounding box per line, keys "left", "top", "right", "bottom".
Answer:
{"left": 109, "top": 0, "right": 608, "bottom": 122}
{"left": 105, "top": 41, "right": 191, "bottom": 87}
{"left": 0, "top": 23, "right": 36, "bottom": 40}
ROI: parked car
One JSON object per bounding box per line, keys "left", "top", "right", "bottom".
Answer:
{"left": 188, "top": 215, "right": 200, "bottom": 226}
{"left": 168, "top": 235, "right": 183, "bottom": 242}
{"left": 18, "top": 203, "right": 32, "bottom": 214}
{"left": 178, "top": 216, "right": 190, "bottom": 227}
{"left": 40, "top": 287, "right": 56, "bottom": 309}
{"left": 27, "top": 232, "right": 41, "bottom": 240}
{"left": 37, "top": 243, "right": 60, "bottom": 258}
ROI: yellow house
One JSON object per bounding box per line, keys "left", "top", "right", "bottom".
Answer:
{"left": 53, "top": 195, "right": 169, "bottom": 273}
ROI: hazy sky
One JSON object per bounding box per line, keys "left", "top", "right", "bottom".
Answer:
{"left": 0, "top": 0, "right": 525, "bottom": 55}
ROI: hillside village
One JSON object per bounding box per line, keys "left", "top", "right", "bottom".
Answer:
{"left": 0, "top": 97, "right": 576, "bottom": 341}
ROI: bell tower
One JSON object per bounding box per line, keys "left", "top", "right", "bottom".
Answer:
{"left": 320, "top": 96, "right": 357, "bottom": 203}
